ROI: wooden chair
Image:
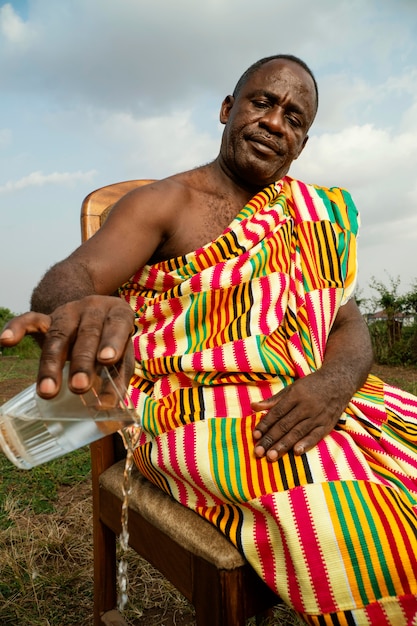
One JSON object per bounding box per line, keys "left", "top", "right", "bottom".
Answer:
{"left": 81, "top": 181, "right": 280, "bottom": 626}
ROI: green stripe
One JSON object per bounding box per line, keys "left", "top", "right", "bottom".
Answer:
{"left": 329, "top": 481, "right": 369, "bottom": 604}
{"left": 341, "top": 188, "right": 359, "bottom": 235}
{"left": 339, "top": 481, "right": 387, "bottom": 600}
{"left": 184, "top": 294, "right": 193, "bottom": 352}
{"left": 209, "top": 420, "right": 232, "bottom": 501}
{"left": 227, "top": 419, "right": 246, "bottom": 500}
{"left": 352, "top": 481, "right": 396, "bottom": 597}
{"left": 256, "top": 335, "right": 271, "bottom": 371}
{"left": 370, "top": 464, "right": 417, "bottom": 507}
{"left": 209, "top": 420, "right": 246, "bottom": 502}
{"left": 262, "top": 342, "right": 293, "bottom": 375}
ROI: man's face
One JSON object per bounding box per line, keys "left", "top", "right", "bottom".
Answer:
{"left": 219, "top": 59, "right": 317, "bottom": 188}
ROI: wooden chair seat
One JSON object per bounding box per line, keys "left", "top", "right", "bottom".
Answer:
{"left": 101, "top": 460, "right": 246, "bottom": 570}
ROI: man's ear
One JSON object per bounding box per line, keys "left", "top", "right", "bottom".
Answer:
{"left": 219, "top": 95, "right": 234, "bottom": 125}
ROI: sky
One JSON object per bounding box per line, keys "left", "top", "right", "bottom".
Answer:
{"left": 1, "top": 0, "right": 417, "bottom": 314}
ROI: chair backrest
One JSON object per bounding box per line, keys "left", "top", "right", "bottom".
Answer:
{"left": 81, "top": 179, "right": 155, "bottom": 242}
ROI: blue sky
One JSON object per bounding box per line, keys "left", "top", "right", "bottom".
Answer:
{"left": 1, "top": 0, "right": 417, "bottom": 313}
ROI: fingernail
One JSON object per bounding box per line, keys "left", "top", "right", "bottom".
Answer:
{"left": 253, "top": 429, "right": 262, "bottom": 440}
{"left": 266, "top": 449, "right": 279, "bottom": 461}
{"left": 71, "top": 371, "right": 90, "bottom": 390}
{"left": 0, "top": 329, "right": 13, "bottom": 339}
{"left": 39, "top": 377, "right": 57, "bottom": 395}
{"left": 99, "top": 346, "right": 116, "bottom": 360}
{"left": 254, "top": 445, "right": 265, "bottom": 457}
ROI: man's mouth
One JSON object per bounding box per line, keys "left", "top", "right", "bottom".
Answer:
{"left": 247, "top": 135, "right": 282, "bottom": 155}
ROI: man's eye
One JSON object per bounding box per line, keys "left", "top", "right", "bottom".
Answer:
{"left": 252, "top": 100, "right": 269, "bottom": 109}
{"left": 287, "top": 115, "right": 301, "bottom": 127}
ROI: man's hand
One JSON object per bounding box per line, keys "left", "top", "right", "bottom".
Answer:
{"left": 251, "top": 368, "right": 351, "bottom": 461}
{"left": 251, "top": 299, "right": 373, "bottom": 461}
{"left": 0, "top": 295, "right": 136, "bottom": 400}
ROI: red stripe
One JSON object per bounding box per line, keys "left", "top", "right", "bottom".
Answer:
{"left": 317, "top": 438, "right": 341, "bottom": 482}
{"left": 364, "top": 599, "right": 392, "bottom": 624}
{"left": 298, "top": 181, "right": 320, "bottom": 222}
{"left": 289, "top": 486, "right": 336, "bottom": 612}
{"left": 258, "top": 275, "right": 273, "bottom": 335}
{"left": 240, "top": 415, "right": 257, "bottom": 499}
{"left": 252, "top": 500, "right": 278, "bottom": 590}
{"left": 212, "top": 344, "right": 226, "bottom": 373}
{"left": 366, "top": 483, "right": 414, "bottom": 596}
{"left": 233, "top": 339, "right": 251, "bottom": 373}
{"left": 213, "top": 385, "right": 227, "bottom": 417}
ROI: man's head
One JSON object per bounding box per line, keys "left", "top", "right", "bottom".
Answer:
{"left": 218, "top": 55, "right": 318, "bottom": 190}
{"left": 232, "top": 54, "right": 319, "bottom": 115}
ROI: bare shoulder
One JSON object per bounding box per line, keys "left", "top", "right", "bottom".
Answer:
{"left": 107, "top": 173, "right": 200, "bottom": 231}
{"left": 90, "top": 163, "right": 243, "bottom": 265}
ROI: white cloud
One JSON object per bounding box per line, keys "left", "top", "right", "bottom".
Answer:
{"left": 1, "top": 0, "right": 414, "bottom": 114}
{"left": 0, "top": 3, "right": 35, "bottom": 47}
{"left": 292, "top": 122, "right": 417, "bottom": 222}
{"left": 1, "top": 0, "right": 417, "bottom": 313}
{"left": 0, "top": 169, "right": 97, "bottom": 193}
{"left": 96, "top": 109, "right": 220, "bottom": 177}
{"left": 0, "top": 3, "right": 26, "bottom": 42}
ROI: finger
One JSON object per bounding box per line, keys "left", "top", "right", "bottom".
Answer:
{"left": 254, "top": 416, "right": 312, "bottom": 460}
{"left": 68, "top": 301, "right": 135, "bottom": 392}
{"left": 96, "top": 361, "right": 134, "bottom": 412}
{"left": 93, "top": 344, "right": 135, "bottom": 410}
{"left": 258, "top": 417, "right": 334, "bottom": 461}
{"left": 35, "top": 297, "right": 135, "bottom": 397}
{"left": 293, "top": 425, "right": 331, "bottom": 456}
{"left": 252, "top": 393, "right": 294, "bottom": 440}
{"left": 0, "top": 312, "right": 51, "bottom": 345}
{"left": 251, "top": 386, "right": 288, "bottom": 413}
{"left": 36, "top": 306, "right": 80, "bottom": 397}
{"left": 251, "top": 397, "right": 278, "bottom": 411}
{"left": 96, "top": 303, "right": 136, "bottom": 364}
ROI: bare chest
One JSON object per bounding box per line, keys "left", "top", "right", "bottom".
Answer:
{"left": 157, "top": 195, "right": 244, "bottom": 262}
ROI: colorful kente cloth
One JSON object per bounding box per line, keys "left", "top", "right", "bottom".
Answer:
{"left": 119, "top": 177, "right": 417, "bottom": 625}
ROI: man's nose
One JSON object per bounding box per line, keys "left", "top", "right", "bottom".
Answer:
{"left": 259, "top": 107, "right": 285, "bottom": 134}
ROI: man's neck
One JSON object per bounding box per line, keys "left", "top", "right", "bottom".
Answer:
{"left": 206, "top": 158, "right": 270, "bottom": 204}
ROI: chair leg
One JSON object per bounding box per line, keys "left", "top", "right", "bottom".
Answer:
{"left": 255, "top": 608, "right": 275, "bottom": 624}
{"left": 91, "top": 438, "right": 118, "bottom": 625}
{"left": 193, "top": 558, "right": 247, "bottom": 626}
{"left": 93, "top": 518, "right": 118, "bottom": 625}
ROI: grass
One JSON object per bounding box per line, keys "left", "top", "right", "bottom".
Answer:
{"left": 0, "top": 478, "right": 94, "bottom": 626}
{"left": 370, "top": 360, "right": 417, "bottom": 389}
{"left": 0, "top": 359, "right": 416, "bottom": 625}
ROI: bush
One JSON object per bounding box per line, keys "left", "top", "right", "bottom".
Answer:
{"left": 368, "top": 321, "right": 417, "bottom": 366}
{"left": 1, "top": 336, "right": 41, "bottom": 359}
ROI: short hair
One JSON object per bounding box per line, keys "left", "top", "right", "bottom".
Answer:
{"left": 232, "top": 54, "right": 319, "bottom": 112}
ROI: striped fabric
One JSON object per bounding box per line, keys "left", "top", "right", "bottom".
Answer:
{"left": 120, "top": 177, "right": 417, "bottom": 625}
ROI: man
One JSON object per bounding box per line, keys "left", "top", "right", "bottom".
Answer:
{"left": 2, "top": 55, "right": 417, "bottom": 624}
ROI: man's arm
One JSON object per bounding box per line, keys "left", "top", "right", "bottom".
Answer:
{"left": 31, "top": 182, "right": 171, "bottom": 314}
{"left": 252, "top": 298, "right": 373, "bottom": 461}
{"left": 1, "top": 182, "right": 174, "bottom": 397}
{"left": 30, "top": 260, "right": 97, "bottom": 314}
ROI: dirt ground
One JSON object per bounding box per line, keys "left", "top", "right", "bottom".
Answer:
{"left": 369, "top": 362, "right": 417, "bottom": 389}
{"left": 0, "top": 376, "right": 32, "bottom": 402}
